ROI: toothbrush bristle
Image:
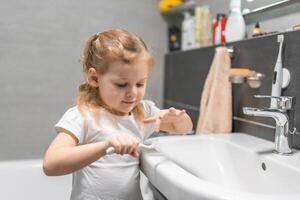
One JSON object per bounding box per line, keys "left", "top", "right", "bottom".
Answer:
{"left": 277, "top": 34, "right": 284, "bottom": 43}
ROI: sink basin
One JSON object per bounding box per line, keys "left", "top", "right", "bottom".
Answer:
{"left": 140, "top": 133, "right": 300, "bottom": 200}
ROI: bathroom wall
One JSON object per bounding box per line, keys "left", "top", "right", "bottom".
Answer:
{"left": 164, "top": 29, "right": 300, "bottom": 149}
{"left": 0, "top": 0, "right": 167, "bottom": 160}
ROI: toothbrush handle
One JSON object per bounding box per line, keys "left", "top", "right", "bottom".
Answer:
{"left": 105, "top": 144, "right": 154, "bottom": 155}
{"left": 106, "top": 147, "right": 115, "bottom": 155}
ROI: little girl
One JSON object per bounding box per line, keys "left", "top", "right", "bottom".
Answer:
{"left": 43, "top": 28, "right": 193, "bottom": 200}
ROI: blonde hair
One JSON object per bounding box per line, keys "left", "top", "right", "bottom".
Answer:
{"left": 78, "top": 28, "right": 154, "bottom": 122}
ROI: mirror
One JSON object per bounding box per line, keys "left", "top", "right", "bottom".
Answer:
{"left": 241, "top": 0, "right": 300, "bottom": 24}
{"left": 242, "top": 0, "right": 288, "bottom": 14}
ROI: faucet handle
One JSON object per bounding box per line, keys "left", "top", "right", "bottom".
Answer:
{"left": 254, "top": 95, "right": 294, "bottom": 110}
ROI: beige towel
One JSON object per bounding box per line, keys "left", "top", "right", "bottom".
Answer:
{"left": 196, "top": 47, "right": 232, "bottom": 134}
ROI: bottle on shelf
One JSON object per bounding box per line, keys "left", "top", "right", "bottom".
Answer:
{"left": 252, "top": 22, "right": 262, "bottom": 37}
{"left": 212, "top": 17, "right": 218, "bottom": 45}
{"left": 224, "top": 0, "right": 246, "bottom": 42}
{"left": 181, "top": 11, "right": 200, "bottom": 50}
{"left": 213, "top": 13, "right": 227, "bottom": 45}
{"left": 195, "top": 6, "right": 212, "bottom": 47}
{"left": 168, "top": 25, "right": 181, "bottom": 51}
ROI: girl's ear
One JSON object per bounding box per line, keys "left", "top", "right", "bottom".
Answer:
{"left": 87, "top": 68, "right": 99, "bottom": 87}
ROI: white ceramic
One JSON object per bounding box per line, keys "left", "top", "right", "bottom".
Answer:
{"left": 0, "top": 159, "right": 72, "bottom": 200}
{"left": 141, "top": 133, "right": 300, "bottom": 200}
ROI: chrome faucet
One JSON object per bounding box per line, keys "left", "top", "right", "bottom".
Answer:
{"left": 243, "top": 95, "right": 295, "bottom": 155}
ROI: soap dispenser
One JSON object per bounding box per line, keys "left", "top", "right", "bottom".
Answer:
{"left": 224, "top": 0, "right": 246, "bottom": 42}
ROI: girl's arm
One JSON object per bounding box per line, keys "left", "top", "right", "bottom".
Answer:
{"left": 43, "top": 130, "right": 108, "bottom": 176}
{"left": 43, "top": 129, "right": 139, "bottom": 176}
{"left": 143, "top": 107, "right": 193, "bottom": 134}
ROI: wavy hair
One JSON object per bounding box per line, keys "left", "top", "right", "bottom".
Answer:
{"left": 78, "top": 29, "right": 154, "bottom": 122}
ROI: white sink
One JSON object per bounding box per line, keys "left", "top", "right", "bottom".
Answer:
{"left": 140, "top": 133, "right": 300, "bottom": 200}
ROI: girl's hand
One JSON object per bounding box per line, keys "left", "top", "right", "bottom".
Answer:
{"left": 105, "top": 133, "right": 140, "bottom": 158}
{"left": 143, "top": 107, "right": 186, "bottom": 132}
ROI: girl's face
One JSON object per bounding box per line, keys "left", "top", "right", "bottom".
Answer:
{"left": 96, "top": 60, "right": 150, "bottom": 115}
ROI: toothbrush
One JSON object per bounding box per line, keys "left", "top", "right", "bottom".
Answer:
{"left": 102, "top": 129, "right": 155, "bottom": 155}
{"left": 106, "top": 143, "right": 154, "bottom": 155}
{"left": 271, "top": 34, "right": 284, "bottom": 108}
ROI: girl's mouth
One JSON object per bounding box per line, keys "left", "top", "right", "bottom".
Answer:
{"left": 122, "top": 101, "right": 135, "bottom": 104}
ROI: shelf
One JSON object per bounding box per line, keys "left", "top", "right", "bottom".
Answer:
{"left": 166, "top": 29, "right": 300, "bottom": 55}
{"left": 243, "top": 0, "right": 300, "bottom": 24}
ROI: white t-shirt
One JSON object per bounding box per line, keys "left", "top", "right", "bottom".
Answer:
{"left": 55, "top": 100, "right": 160, "bottom": 200}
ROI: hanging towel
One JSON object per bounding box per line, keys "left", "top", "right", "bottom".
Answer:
{"left": 196, "top": 47, "right": 232, "bottom": 134}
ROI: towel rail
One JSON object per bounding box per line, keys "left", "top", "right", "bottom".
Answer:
{"left": 164, "top": 99, "right": 277, "bottom": 129}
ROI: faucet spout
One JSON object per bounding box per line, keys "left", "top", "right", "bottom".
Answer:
{"left": 243, "top": 107, "right": 289, "bottom": 127}
{"left": 243, "top": 107, "right": 292, "bottom": 155}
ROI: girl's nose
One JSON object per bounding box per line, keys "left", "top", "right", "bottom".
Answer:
{"left": 126, "top": 86, "right": 137, "bottom": 97}
{"left": 125, "top": 92, "right": 132, "bottom": 98}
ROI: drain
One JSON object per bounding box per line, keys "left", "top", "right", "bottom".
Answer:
{"left": 261, "top": 162, "right": 266, "bottom": 171}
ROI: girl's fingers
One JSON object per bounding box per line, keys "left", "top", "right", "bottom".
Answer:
{"left": 143, "top": 108, "right": 185, "bottom": 132}
{"left": 155, "top": 117, "right": 162, "bottom": 132}
{"left": 117, "top": 137, "right": 127, "bottom": 155}
{"left": 131, "top": 150, "right": 139, "bottom": 158}
{"left": 169, "top": 107, "right": 176, "bottom": 114}
{"left": 107, "top": 134, "right": 141, "bottom": 157}
{"left": 128, "top": 140, "right": 138, "bottom": 155}
{"left": 129, "top": 138, "right": 140, "bottom": 157}
{"left": 123, "top": 139, "right": 132, "bottom": 155}
{"left": 178, "top": 109, "right": 186, "bottom": 116}
{"left": 143, "top": 116, "right": 157, "bottom": 124}
{"left": 112, "top": 139, "right": 122, "bottom": 154}
{"left": 123, "top": 135, "right": 139, "bottom": 155}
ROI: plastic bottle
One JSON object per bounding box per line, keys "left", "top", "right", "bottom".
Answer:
{"left": 224, "top": 0, "right": 246, "bottom": 42}
{"left": 212, "top": 18, "right": 218, "bottom": 45}
{"left": 253, "top": 22, "right": 261, "bottom": 34}
{"left": 214, "top": 14, "right": 222, "bottom": 45}
{"left": 168, "top": 25, "right": 181, "bottom": 51}
{"left": 213, "top": 14, "right": 227, "bottom": 45}
{"left": 252, "top": 22, "right": 262, "bottom": 37}
{"left": 181, "top": 12, "right": 199, "bottom": 50}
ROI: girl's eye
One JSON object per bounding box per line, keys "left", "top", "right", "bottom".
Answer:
{"left": 115, "top": 83, "right": 127, "bottom": 88}
{"left": 137, "top": 83, "right": 145, "bottom": 87}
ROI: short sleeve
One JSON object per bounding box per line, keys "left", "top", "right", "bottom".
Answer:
{"left": 142, "top": 100, "right": 160, "bottom": 117}
{"left": 55, "top": 107, "right": 85, "bottom": 144}
{"left": 142, "top": 100, "right": 161, "bottom": 139}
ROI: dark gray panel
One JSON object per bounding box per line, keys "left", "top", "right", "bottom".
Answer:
{"left": 164, "top": 47, "right": 215, "bottom": 107}
{"left": 164, "top": 29, "right": 300, "bottom": 149}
